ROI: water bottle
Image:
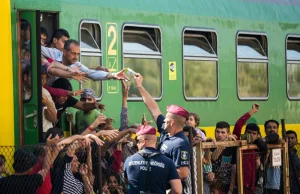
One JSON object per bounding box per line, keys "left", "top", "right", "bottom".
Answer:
{"left": 125, "top": 68, "right": 138, "bottom": 76}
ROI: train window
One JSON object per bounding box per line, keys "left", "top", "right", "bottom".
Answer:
{"left": 79, "top": 21, "right": 102, "bottom": 99}
{"left": 21, "top": 19, "right": 33, "bottom": 101}
{"left": 286, "top": 36, "right": 300, "bottom": 99}
{"left": 122, "top": 25, "right": 162, "bottom": 99}
{"left": 237, "top": 33, "right": 268, "bottom": 99}
{"left": 183, "top": 29, "right": 218, "bottom": 100}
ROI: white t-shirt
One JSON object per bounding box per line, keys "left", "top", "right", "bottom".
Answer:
{"left": 42, "top": 87, "right": 56, "bottom": 132}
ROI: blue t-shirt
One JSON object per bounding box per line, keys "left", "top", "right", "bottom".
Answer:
{"left": 124, "top": 147, "right": 179, "bottom": 194}
{"left": 156, "top": 114, "right": 191, "bottom": 168}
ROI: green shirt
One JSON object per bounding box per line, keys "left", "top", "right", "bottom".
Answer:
{"left": 75, "top": 109, "right": 101, "bottom": 133}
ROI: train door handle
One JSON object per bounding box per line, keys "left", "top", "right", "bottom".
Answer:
{"left": 25, "top": 110, "right": 37, "bottom": 128}
{"left": 25, "top": 110, "right": 37, "bottom": 119}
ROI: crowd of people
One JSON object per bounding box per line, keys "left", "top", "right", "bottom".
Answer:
{"left": 0, "top": 24, "right": 299, "bottom": 194}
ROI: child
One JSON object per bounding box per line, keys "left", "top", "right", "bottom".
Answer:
{"left": 0, "top": 155, "right": 9, "bottom": 178}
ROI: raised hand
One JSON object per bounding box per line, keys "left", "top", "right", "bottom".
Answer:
{"left": 133, "top": 73, "right": 143, "bottom": 87}
{"left": 71, "top": 89, "right": 83, "bottom": 96}
{"left": 249, "top": 103, "right": 259, "bottom": 115}
{"left": 46, "top": 134, "right": 60, "bottom": 146}
{"left": 79, "top": 163, "right": 89, "bottom": 176}
{"left": 85, "top": 134, "right": 104, "bottom": 146}
{"left": 114, "top": 69, "right": 129, "bottom": 81}
{"left": 72, "top": 72, "right": 89, "bottom": 82}
{"left": 227, "top": 134, "right": 238, "bottom": 141}
{"left": 96, "top": 130, "right": 119, "bottom": 139}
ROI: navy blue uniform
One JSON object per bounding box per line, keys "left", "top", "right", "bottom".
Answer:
{"left": 124, "top": 147, "right": 179, "bottom": 194}
{"left": 156, "top": 114, "right": 190, "bottom": 168}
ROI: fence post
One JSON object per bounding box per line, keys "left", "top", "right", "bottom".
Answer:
{"left": 196, "top": 142, "right": 203, "bottom": 194}
{"left": 189, "top": 127, "right": 196, "bottom": 194}
{"left": 283, "top": 141, "right": 290, "bottom": 194}
{"left": 237, "top": 147, "right": 243, "bottom": 194}
{"left": 97, "top": 145, "right": 102, "bottom": 194}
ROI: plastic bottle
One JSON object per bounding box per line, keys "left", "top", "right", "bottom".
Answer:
{"left": 125, "top": 68, "right": 138, "bottom": 76}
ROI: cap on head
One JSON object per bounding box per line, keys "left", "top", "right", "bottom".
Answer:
{"left": 13, "top": 148, "right": 38, "bottom": 173}
{"left": 136, "top": 125, "right": 156, "bottom": 136}
{"left": 167, "top": 105, "right": 189, "bottom": 118}
{"left": 52, "top": 78, "right": 73, "bottom": 91}
{"left": 81, "top": 88, "right": 95, "bottom": 99}
{"left": 246, "top": 123, "right": 260, "bottom": 132}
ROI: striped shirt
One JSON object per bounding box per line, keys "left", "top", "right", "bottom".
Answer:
{"left": 62, "top": 163, "right": 84, "bottom": 194}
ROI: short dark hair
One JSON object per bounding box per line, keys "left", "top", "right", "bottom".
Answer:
{"left": 33, "top": 144, "right": 46, "bottom": 158}
{"left": 183, "top": 126, "right": 197, "bottom": 137}
{"left": 22, "top": 64, "right": 32, "bottom": 76}
{"left": 264, "top": 120, "right": 279, "bottom": 130}
{"left": 0, "top": 154, "right": 6, "bottom": 166}
{"left": 21, "top": 19, "right": 30, "bottom": 31}
{"left": 286, "top": 130, "right": 297, "bottom": 139}
{"left": 50, "top": 28, "right": 69, "bottom": 43}
{"left": 52, "top": 78, "right": 73, "bottom": 91}
{"left": 45, "top": 127, "right": 64, "bottom": 139}
{"left": 216, "top": 121, "right": 230, "bottom": 132}
{"left": 188, "top": 113, "right": 200, "bottom": 127}
{"left": 107, "top": 171, "right": 121, "bottom": 184}
{"left": 41, "top": 27, "right": 48, "bottom": 37}
{"left": 64, "top": 39, "right": 80, "bottom": 51}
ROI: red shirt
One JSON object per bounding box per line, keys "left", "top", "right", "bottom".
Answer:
{"left": 233, "top": 112, "right": 256, "bottom": 191}
{"left": 31, "top": 159, "right": 52, "bottom": 194}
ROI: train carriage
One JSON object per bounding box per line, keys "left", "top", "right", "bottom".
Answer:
{"left": 1, "top": 0, "right": 300, "bottom": 148}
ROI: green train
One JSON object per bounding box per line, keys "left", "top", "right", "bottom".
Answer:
{"left": 1, "top": 0, "right": 300, "bottom": 146}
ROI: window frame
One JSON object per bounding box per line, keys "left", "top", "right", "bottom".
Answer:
{"left": 236, "top": 31, "right": 269, "bottom": 100}
{"left": 182, "top": 27, "right": 219, "bottom": 101}
{"left": 286, "top": 34, "right": 300, "bottom": 100}
{"left": 79, "top": 19, "right": 103, "bottom": 100}
{"left": 122, "top": 23, "right": 163, "bottom": 101}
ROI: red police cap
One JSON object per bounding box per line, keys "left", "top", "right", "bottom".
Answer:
{"left": 167, "top": 105, "right": 189, "bottom": 118}
{"left": 136, "top": 125, "right": 156, "bottom": 136}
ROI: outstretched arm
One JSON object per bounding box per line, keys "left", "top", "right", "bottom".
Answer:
{"left": 133, "top": 74, "right": 162, "bottom": 121}
{"left": 233, "top": 104, "right": 259, "bottom": 139}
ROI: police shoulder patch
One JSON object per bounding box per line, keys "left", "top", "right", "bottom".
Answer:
{"left": 181, "top": 151, "right": 188, "bottom": 160}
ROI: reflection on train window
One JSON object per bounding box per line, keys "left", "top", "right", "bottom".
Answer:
{"left": 183, "top": 30, "right": 218, "bottom": 100}
{"left": 237, "top": 34, "right": 268, "bottom": 99}
{"left": 123, "top": 26, "right": 162, "bottom": 99}
{"left": 21, "top": 19, "right": 32, "bottom": 101}
{"left": 286, "top": 37, "right": 300, "bottom": 99}
{"left": 79, "top": 21, "right": 102, "bottom": 99}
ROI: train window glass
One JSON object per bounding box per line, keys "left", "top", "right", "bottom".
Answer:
{"left": 123, "top": 31, "right": 160, "bottom": 54}
{"left": 238, "top": 62, "right": 268, "bottom": 97}
{"left": 81, "top": 28, "right": 100, "bottom": 51}
{"left": 80, "top": 21, "right": 102, "bottom": 99}
{"left": 287, "top": 37, "right": 300, "bottom": 99}
{"left": 184, "top": 35, "right": 217, "bottom": 57}
{"left": 237, "top": 37, "right": 267, "bottom": 59}
{"left": 183, "top": 30, "right": 218, "bottom": 100}
{"left": 123, "top": 26, "right": 162, "bottom": 99}
{"left": 21, "top": 19, "right": 32, "bottom": 101}
{"left": 237, "top": 34, "right": 268, "bottom": 99}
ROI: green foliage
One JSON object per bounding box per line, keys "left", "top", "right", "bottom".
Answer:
{"left": 287, "top": 63, "right": 300, "bottom": 97}
{"left": 184, "top": 60, "right": 217, "bottom": 98}
{"left": 238, "top": 62, "right": 268, "bottom": 97}
{"left": 124, "top": 58, "right": 161, "bottom": 98}
{"left": 81, "top": 55, "right": 102, "bottom": 98}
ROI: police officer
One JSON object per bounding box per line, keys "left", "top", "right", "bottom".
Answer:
{"left": 133, "top": 74, "right": 190, "bottom": 185}
{"left": 124, "top": 125, "right": 182, "bottom": 194}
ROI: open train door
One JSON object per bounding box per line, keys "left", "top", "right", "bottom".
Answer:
{"left": 19, "top": 11, "right": 42, "bottom": 145}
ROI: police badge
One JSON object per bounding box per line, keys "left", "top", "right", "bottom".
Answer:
{"left": 181, "top": 151, "right": 188, "bottom": 160}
